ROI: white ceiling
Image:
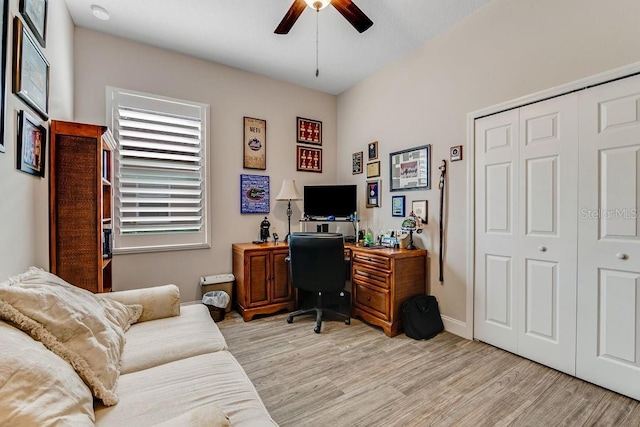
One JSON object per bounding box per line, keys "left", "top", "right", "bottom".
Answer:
{"left": 64, "top": 0, "right": 491, "bottom": 95}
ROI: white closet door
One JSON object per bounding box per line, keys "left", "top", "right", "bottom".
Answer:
{"left": 577, "top": 74, "right": 640, "bottom": 400}
{"left": 474, "top": 109, "right": 519, "bottom": 353}
{"left": 517, "top": 95, "right": 579, "bottom": 375}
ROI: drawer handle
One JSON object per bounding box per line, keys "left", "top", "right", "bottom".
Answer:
{"left": 616, "top": 253, "right": 629, "bottom": 260}
{"left": 367, "top": 296, "right": 371, "bottom": 301}
{"left": 538, "top": 246, "right": 547, "bottom": 252}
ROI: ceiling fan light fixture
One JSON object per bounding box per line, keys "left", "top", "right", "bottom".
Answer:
{"left": 90, "top": 4, "right": 110, "bottom": 21}
{"left": 304, "top": 0, "right": 330, "bottom": 11}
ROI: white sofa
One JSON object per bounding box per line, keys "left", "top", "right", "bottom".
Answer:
{"left": 0, "top": 267, "right": 277, "bottom": 426}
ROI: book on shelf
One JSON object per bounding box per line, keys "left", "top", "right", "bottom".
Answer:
{"left": 102, "top": 223, "right": 113, "bottom": 259}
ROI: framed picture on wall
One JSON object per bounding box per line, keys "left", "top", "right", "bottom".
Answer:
{"left": 368, "top": 141, "right": 378, "bottom": 160}
{"left": 366, "top": 160, "right": 380, "bottom": 178}
{"left": 0, "top": 0, "right": 9, "bottom": 153}
{"left": 297, "top": 117, "right": 322, "bottom": 145}
{"left": 392, "top": 195, "right": 405, "bottom": 217}
{"left": 243, "top": 117, "right": 266, "bottom": 170}
{"left": 352, "top": 151, "right": 363, "bottom": 174}
{"left": 12, "top": 17, "right": 49, "bottom": 120}
{"left": 297, "top": 146, "right": 322, "bottom": 172}
{"left": 366, "top": 180, "right": 380, "bottom": 208}
{"left": 16, "top": 109, "right": 46, "bottom": 177}
{"left": 412, "top": 200, "right": 428, "bottom": 224}
{"left": 240, "top": 174, "right": 270, "bottom": 214}
{"left": 19, "top": 0, "right": 47, "bottom": 47}
{"left": 389, "top": 144, "right": 431, "bottom": 191}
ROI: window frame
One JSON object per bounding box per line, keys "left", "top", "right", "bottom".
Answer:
{"left": 106, "top": 86, "right": 210, "bottom": 254}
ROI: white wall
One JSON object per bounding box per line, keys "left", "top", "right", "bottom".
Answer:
{"left": 0, "top": 0, "right": 74, "bottom": 280}
{"left": 336, "top": 0, "right": 640, "bottom": 336}
{"left": 73, "top": 28, "right": 338, "bottom": 301}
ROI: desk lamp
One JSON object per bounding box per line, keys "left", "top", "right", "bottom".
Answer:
{"left": 276, "top": 179, "right": 301, "bottom": 243}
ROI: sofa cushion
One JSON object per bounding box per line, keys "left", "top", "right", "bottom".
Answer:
{"left": 120, "top": 303, "right": 228, "bottom": 374}
{"left": 94, "top": 351, "right": 277, "bottom": 427}
{"left": 0, "top": 267, "right": 142, "bottom": 406}
{"left": 155, "top": 402, "right": 230, "bottom": 427}
{"left": 0, "top": 321, "right": 95, "bottom": 426}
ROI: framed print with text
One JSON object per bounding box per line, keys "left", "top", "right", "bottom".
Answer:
{"left": 389, "top": 144, "right": 431, "bottom": 191}
{"left": 366, "top": 160, "right": 380, "bottom": 178}
{"left": 392, "top": 195, "right": 405, "bottom": 217}
{"left": 412, "top": 200, "right": 428, "bottom": 224}
{"left": 16, "top": 109, "right": 46, "bottom": 177}
{"left": 352, "top": 151, "right": 363, "bottom": 174}
{"left": 297, "top": 117, "right": 322, "bottom": 145}
{"left": 243, "top": 117, "right": 266, "bottom": 170}
{"left": 13, "top": 17, "right": 49, "bottom": 120}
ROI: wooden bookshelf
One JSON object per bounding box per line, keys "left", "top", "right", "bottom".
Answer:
{"left": 49, "top": 121, "right": 116, "bottom": 293}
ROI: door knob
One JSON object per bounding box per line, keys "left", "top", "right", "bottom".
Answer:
{"left": 616, "top": 253, "right": 629, "bottom": 260}
{"left": 538, "top": 246, "right": 547, "bottom": 252}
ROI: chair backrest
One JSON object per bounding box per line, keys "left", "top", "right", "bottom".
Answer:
{"left": 288, "top": 233, "right": 346, "bottom": 293}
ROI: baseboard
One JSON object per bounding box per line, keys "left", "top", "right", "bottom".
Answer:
{"left": 442, "top": 315, "right": 472, "bottom": 340}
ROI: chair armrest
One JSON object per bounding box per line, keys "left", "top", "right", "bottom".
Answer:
{"left": 98, "top": 284, "right": 181, "bottom": 322}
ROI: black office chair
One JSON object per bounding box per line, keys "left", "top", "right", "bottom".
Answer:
{"left": 286, "top": 232, "right": 351, "bottom": 333}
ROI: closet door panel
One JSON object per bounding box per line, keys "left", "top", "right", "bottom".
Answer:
{"left": 517, "top": 94, "right": 579, "bottom": 375}
{"left": 577, "top": 74, "right": 640, "bottom": 400}
{"left": 474, "top": 109, "right": 519, "bottom": 353}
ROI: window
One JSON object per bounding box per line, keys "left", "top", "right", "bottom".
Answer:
{"left": 106, "top": 87, "right": 210, "bottom": 253}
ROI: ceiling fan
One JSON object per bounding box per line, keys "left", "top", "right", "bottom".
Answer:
{"left": 275, "top": 0, "right": 373, "bottom": 35}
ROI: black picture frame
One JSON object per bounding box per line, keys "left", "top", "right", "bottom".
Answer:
{"left": 368, "top": 141, "right": 378, "bottom": 160}
{"left": 389, "top": 144, "right": 431, "bottom": 191}
{"left": 0, "top": 0, "right": 8, "bottom": 153}
{"left": 16, "top": 109, "right": 46, "bottom": 177}
{"left": 13, "top": 17, "right": 49, "bottom": 120}
{"left": 392, "top": 195, "right": 405, "bottom": 217}
{"left": 19, "top": 0, "right": 47, "bottom": 47}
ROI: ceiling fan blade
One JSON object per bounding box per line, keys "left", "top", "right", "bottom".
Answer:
{"left": 275, "top": 0, "right": 307, "bottom": 34}
{"left": 331, "top": 0, "right": 373, "bottom": 33}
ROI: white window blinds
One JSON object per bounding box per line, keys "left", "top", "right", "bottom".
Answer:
{"left": 107, "top": 87, "right": 210, "bottom": 253}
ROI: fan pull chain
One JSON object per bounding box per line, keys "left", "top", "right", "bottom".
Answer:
{"left": 315, "top": 9, "right": 319, "bottom": 77}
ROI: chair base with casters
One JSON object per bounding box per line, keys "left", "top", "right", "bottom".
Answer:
{"left": 287, "top": 291, "right": 350, "bottom": 333}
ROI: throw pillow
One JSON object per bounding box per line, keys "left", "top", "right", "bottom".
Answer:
{"left": 0, "top": 321, "right": 95, "bottom": 425}
{"left": 0, "top": 267, "right": 142, "bottom": 406}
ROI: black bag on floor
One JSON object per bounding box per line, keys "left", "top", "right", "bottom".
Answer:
{"left": 402, "top": 295, "right": 444, "bottom": 340}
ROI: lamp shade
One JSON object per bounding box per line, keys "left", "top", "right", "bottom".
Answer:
{"left": 276, "top": 180, "right": 302, "bottom": 201}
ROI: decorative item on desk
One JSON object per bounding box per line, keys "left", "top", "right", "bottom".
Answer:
{"left": 401, "top": 211, "right": 423, "bottom": 250}
{"left": 259, "top": 217, "right": 270, "bottom": 243}
{"left": 275, "top": 179, "right": 301, "bottom": 242}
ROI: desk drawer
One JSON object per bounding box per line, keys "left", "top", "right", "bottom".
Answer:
{"left": 352, "top": 264, "right": 390, "bottom": 289}
{"left": 354, "top": 281, "right": 389, "bottom": 320}
{"left": 351, "top": 251, "right": 391, "bottom": 270}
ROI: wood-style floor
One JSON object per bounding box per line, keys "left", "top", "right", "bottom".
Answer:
{"left": 217, "top": 311, "right": 640, "bottom": 427}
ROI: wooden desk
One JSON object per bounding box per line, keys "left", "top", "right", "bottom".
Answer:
{"left": 232, "top": 242, "right": 428, "bottom": 336}
{"left": 350, "top": 246, "right": 428, "bottom": 337}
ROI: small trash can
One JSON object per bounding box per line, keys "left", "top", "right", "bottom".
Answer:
{"left": 203, "top": 291, "right": 230, "bottom": 322}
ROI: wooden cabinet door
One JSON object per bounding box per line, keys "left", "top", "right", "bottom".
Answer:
{"left": 271, "top": 249, "right": 292, "bottom": 302}
{"left": 246, "top": 251, "right": 270, "bottom": 306}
